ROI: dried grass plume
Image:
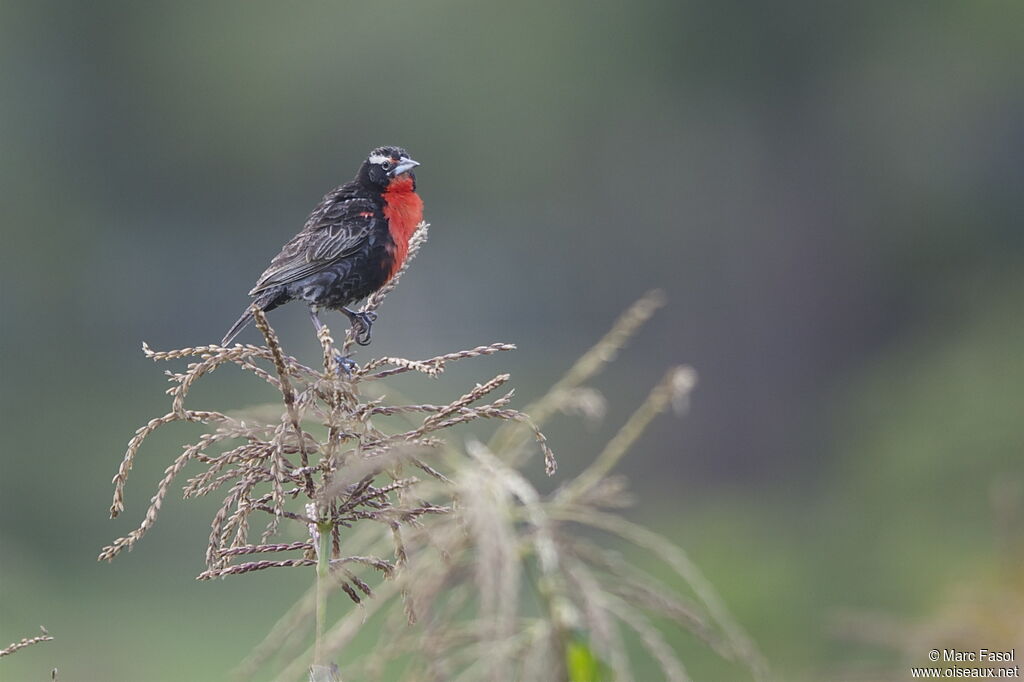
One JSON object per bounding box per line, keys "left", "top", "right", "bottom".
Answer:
{"left": 99, "top": 223, "right": 766, "bottom": 681}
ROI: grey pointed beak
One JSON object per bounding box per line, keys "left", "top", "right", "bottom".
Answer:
{"left": 389, "top": 157, "right": 420, "bottom": 177}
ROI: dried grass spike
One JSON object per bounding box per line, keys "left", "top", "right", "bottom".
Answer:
{"left": 0, "top": 626, "right": 53, "bottom": 658}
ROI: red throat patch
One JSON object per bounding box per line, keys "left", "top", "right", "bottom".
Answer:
{"left": 382, "top": 175, "right": 424, "bottom": 279}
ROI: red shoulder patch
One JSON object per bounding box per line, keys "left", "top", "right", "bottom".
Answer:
{"left": 382, "top": 177, "right": 424, "bottom": 279}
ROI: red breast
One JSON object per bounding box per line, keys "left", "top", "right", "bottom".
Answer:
{"left": 382, "top": 175, "right": 424, "bottom": 279}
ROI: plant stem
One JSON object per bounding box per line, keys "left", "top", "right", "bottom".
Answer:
{"left": 314, "top": 519, "right": 332, "bottom": 665}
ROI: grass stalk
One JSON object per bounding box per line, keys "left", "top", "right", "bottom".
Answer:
{"left": 315, "top": 519, "right": 333, "bottom": 666}
{"left": 97, "top": 249, "right": 765, "bottom": 681}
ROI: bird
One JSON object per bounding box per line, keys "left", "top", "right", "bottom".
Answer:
{"left": 221, "top": 146, "right": 424, "bottom": 370}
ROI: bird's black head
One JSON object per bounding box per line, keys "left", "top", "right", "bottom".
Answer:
{"left": 358, "top": 146, "right": 420, "bottom": 191}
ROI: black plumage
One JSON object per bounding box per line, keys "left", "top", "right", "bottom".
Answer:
{"left": 221, "top": 146, "right": 421, "bottom": 353}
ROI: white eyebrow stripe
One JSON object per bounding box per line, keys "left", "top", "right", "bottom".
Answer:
{"left": 368, "top": 153, "right": 390, "bottom": 165}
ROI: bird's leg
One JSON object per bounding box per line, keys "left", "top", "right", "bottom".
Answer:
{"left": 309, "top": 306, "right": 357, "bottom": 374}
{"left": 342, "top": 307, "right": 377, "bottom": 346}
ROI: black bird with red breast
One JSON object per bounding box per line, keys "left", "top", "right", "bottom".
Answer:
{"left": 222, "top": 146, "right": 424, "bottom": 368}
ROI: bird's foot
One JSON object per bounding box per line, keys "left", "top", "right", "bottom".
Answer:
{"left": 333, "top": 353, "right": 359, "bottom": 375}
{"left": 346, "top": 310, "right": 378, "bottom": 346}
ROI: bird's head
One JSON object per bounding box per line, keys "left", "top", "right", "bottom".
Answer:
{"left": 359, "top": 146, "right": 420, "bottom": 191}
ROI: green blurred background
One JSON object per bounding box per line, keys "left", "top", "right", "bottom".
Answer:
{"left": 2, "top": 1, "right": 1023, "bottom": 680}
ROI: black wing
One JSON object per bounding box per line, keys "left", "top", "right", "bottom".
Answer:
{"left": 249, "top": 188, "right": 379, "bottom": 296}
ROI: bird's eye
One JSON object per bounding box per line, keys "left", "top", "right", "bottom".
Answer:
{"left": 380, "top": 160, "right": 392, "bottom": 171}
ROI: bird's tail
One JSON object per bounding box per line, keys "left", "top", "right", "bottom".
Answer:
{"left": 222, "top": 291, "right": 285, "bottom": 346}
{"left": 221, "top": 307, "right": 255, "bottom": 346}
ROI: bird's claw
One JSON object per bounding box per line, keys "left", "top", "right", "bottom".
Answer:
{"left": 334, "top": 353, "right": 359, "bottom": 375}
{"left": 349, "top": 311, "right": 377, "bottom": 346}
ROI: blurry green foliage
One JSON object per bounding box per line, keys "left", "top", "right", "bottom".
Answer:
{"left": 566, "top": 636, "right": 611, "bottom": 682}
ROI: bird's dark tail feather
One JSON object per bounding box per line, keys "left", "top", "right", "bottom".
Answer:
{"left": 221, "top": 307, "right": 255, "bottom": 346}
{"left": 222, "top": 292, "right": 285, "bottom": 346}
